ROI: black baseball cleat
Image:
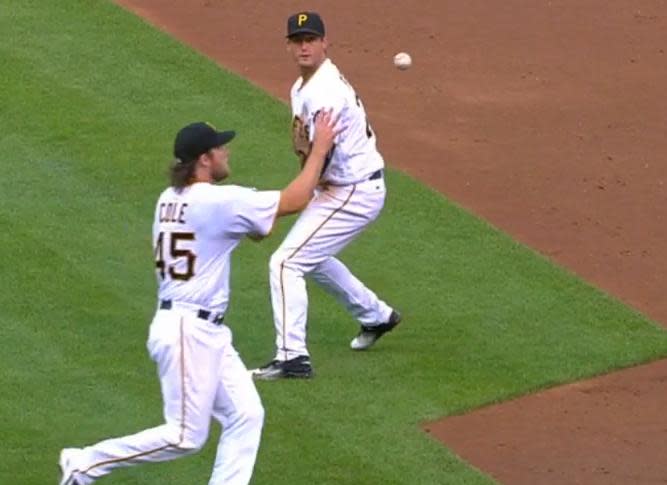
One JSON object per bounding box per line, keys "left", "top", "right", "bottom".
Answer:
{"left": 350, "top": 310, "right": 402, "bottom": 351}
{"left": 252, "top": 355, "right": 314, "bottom": 380}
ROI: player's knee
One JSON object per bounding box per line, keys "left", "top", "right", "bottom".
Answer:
{"left": 270, "top": 251, "right": 304, "bottom": 276}
{"left": 269, "top": 251, "right": 287, "bottom": 275}
{"left": 186, "top": 431, "right": 209, "bottom": 452}
{"left": 177, "top": 436, "right": 207, "bottom": 454}
{"left": 163, "top": 423, "right": 208, "bottom": 454}
{"left": 249, "top": 401, "right": 265, "bottom": 428}
{"left": 236, "top": 400, "right": 265, "bottom": 433}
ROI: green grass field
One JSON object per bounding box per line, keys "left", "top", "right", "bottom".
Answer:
{"left": 2, "top": 1, "right": 667, "bottom": 484}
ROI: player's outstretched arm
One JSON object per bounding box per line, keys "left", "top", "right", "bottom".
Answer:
{"left": 277, "top": 109, "right": 339, "bottom": 216}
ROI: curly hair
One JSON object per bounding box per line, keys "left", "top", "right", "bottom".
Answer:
{"left": 169, "top": 158, "right": 197, "bottom": 191}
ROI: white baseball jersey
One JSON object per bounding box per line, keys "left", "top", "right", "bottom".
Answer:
{"left": 153, "top": 183, "right": 280, "bottom": 313}
{"left": 63, "top": 181, "right": 274, "bottom": 485}
{"left": 291, "top": 58, "right": 384, "bottom": 185}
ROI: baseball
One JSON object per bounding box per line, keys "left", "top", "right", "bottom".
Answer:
{"left": 393, "top": 52, "right": 412, "bottom": 70}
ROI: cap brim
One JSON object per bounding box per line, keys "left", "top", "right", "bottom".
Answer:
{"left": 215, "top": 130, "right": 236, "bottom": 146}
{"left": 286, "top": 29, "right": 324, "bottom": 38}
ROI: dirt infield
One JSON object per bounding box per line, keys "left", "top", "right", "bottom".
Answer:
{"left": 116, "top": 1, "right": 667, "bottom": 483}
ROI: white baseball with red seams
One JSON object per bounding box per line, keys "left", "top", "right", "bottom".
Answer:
{"left": 268, "top": 57, "right": 393, "bottom": 362}
{"left": 393, "top": 52, "right": 412, "bottom": 70}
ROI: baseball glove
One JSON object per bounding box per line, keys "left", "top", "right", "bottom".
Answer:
{"left": 292, "top": 115, "right": 311, "bottom": 165}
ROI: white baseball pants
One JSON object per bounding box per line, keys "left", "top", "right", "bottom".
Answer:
{"left": 66, "top": 305, "right": 264, "bottom": 485}
{"left": 270, "top": 177, "right": 393, "bottom": 360}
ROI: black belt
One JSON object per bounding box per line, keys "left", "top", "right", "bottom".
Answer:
{"left": 368, "top": 169, "right": 383, "bottom": 181}
{"left": 324, "top": 169, "right": 383, "bottom": 187}
{"left": 159, "top": 300, "right": 224, "bottom": 325}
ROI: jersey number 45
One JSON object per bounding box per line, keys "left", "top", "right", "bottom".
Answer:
{"left": 154, "top": 231, "right": 196, "bottom": 281}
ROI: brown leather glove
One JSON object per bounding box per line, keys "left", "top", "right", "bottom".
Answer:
{"left": 292, "top": 115, "right": 312, "bottom": 166}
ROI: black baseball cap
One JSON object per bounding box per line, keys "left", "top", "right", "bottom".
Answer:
{"left": 173, "top": 122, "right": 235, "bottom": 163}
{"left": 286, "top": 11, "right": 325, "bottom": 38}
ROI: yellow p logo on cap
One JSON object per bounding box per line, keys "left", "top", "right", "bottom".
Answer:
{"left": 298, "top": 14, "right": 308, "bottom": 26}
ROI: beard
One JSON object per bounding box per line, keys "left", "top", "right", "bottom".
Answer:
{"left": 212, "top": 165, "right": 229, "bottom": 182}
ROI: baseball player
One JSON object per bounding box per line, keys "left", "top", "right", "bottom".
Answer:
{"left": 58, "top": 111, "right": 340, "bottom": 485}
{"left": 252, "top": 12, "right": 401, "bottom": 380}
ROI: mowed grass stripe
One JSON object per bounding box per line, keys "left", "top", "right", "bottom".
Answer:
{"left": 1, "top": 1, "right": 666, "bottom": 484}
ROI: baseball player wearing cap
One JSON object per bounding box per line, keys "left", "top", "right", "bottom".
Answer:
{"left": 252, "top": 12, "right": 401, "bottom": 380}
{"left": 58, "top": 111, "right": 340, "bottom": 485}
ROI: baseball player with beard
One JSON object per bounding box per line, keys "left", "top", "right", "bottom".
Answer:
{"left": 58, "top": 111, "right": 339, "bottom": 485}
{"left": 252, "top": 11, "right": 401, "bottom": 380}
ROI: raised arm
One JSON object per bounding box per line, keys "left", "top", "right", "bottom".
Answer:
{"left": 277, "top": 109, "right": 340, "bottom": 216}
